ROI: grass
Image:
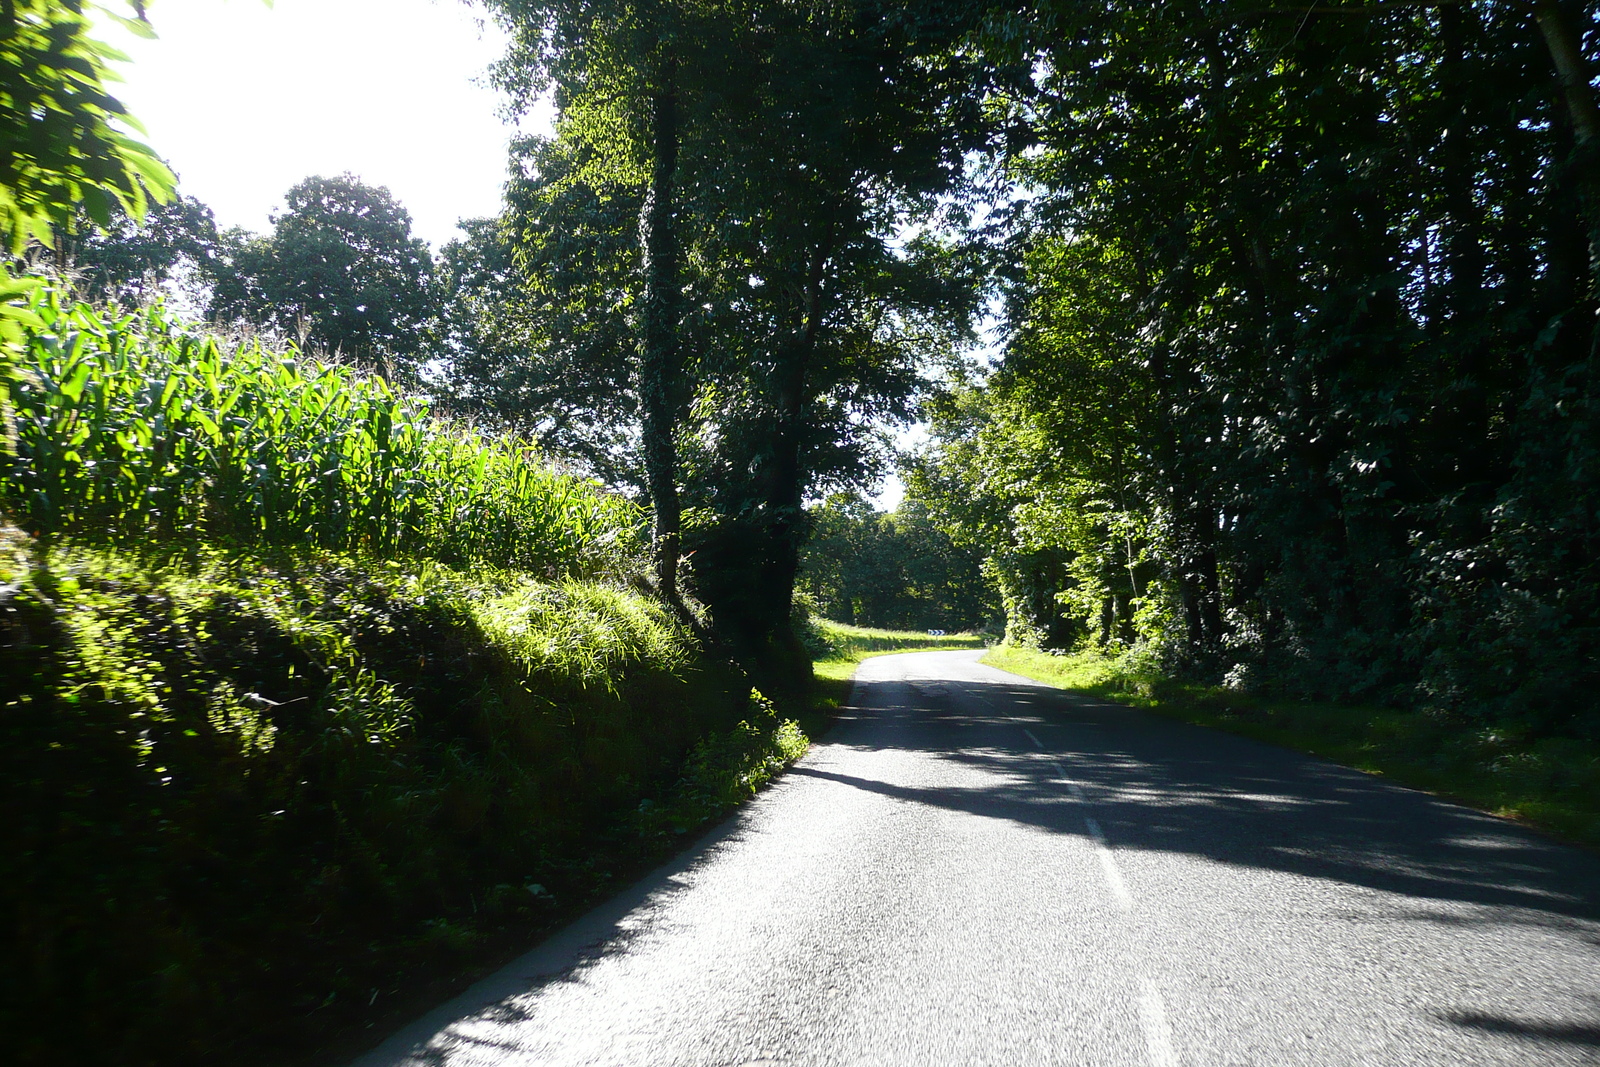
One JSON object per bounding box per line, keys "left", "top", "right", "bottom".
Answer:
{"left": 0, "top": 527, "right": 773, "bottom": 1066}
{"left": 984, "top": 645, "right": 1600, "bottom": 852}
{"left": 804, "top": 618, "right": 988, "bottom": 731}
{"left": 0, "top": 524, "right": 824, "bottom": 1067}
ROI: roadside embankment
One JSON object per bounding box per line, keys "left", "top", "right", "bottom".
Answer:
{"left": 0, "top": 286, "right": 806, "bottom": 1066}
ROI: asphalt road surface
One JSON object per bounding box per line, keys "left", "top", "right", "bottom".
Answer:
{"left": 353, "top": 649, "right": 1600, "bottom": 1067}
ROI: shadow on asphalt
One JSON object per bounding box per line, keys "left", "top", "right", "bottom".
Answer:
{"left": 1435, "top": 1008, "right": 1600, "bottom": 1046}
{"left": 798, "top": 669, "right": 1600, "bottom": 1052}
{"left": 355, "top": 665, "right": 1600, "bottom": 1065}
{"left": 801, "top": 675, "right": 1600, "bottom": 927}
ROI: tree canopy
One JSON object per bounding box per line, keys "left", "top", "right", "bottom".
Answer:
{"left": 209, "top": 174, "right": 435, "bottom": 378}
{"left": 909, "top": 0, "right": 1600, "bottom": 741}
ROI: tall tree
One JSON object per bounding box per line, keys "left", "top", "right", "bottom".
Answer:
{"left": 58, "top": 193, "right": 220, "bottom": 305}
{"left": 913, "top": 0, "right": 1600, "bottom": 739}
{"left": 434, "top": 185, "right": 640, "bottom": 483}
{"left": 483, "top": 0, "right": 704, "bottom": 615}
{"left": 478, "top": 0, "right": 1001, "bottom": 670}
{"left": 656, "top": 0, "right": 998, "bottom": 677}
{"left": 209, "top": 174, "right": 434, "bottom": 378}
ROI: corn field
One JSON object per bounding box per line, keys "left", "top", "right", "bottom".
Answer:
{"left": 0, "top": 284, "right": 642, "bottom": 574}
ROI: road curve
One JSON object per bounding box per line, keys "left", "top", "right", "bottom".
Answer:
{"left": 352, "top": 650, "right": 1600, "bottom": 1067}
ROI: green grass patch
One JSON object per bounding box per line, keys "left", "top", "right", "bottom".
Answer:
{"left": 804, "top": 618, "right": 988, "bottom": 730}
{"left": 984, "top": 645, "right": 1600, "bottom": 851}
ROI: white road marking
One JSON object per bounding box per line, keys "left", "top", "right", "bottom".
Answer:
{"left": 1084, "top": 817, "right": 1134, "bottom": 910}
{"left": 1139, "top": 977, "right": 1178, "bottom": 1067}
{"left": 1019, "top": 719, "right": 1129, "bottom": 909}
{"left": 1048, "top": 760, "right": 1089, "bottom": 799}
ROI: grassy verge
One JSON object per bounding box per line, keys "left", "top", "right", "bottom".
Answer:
{"left": 805, "top": 619, "right": 988, "bottom": 732}
{"left": 984, "top": 645, "right": 1600, "bottom": 851}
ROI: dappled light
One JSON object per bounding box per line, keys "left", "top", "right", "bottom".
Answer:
{"left": 7, "top": 0, "right": 1600, "bottom": 1062}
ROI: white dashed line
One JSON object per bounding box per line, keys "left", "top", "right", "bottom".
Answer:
{"left": 1010, "top": 708, "right": 1163, "bottom": 1056}
{"left": 1085, "top": 816, "right": 1133, "bottom": 910}
{"left": 1049, "top": 760, "right": 1089, "bottom": 798}
{"left": 1024, "top": 724, "right": 1131, "bottom": 909}
{"left": 1139, "top": 977, "right": 1178, "bottom": 1067}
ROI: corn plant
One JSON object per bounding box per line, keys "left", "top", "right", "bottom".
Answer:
{"left": 0, "top": 283, "right": 643, "bottom": 576}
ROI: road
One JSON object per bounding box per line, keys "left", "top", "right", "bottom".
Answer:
{"left": 353, "top": 650, "right": 1600, "bottom": 1067}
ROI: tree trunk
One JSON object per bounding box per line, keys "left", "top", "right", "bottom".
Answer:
{"left": 1534, "top": 0, "right": 1600, "bottom": 382}
{"left": 638, "top": 60, "right": 686, "bottom": 612}
{"left": 757, "top": 219, "right": 835, "bottom": 638}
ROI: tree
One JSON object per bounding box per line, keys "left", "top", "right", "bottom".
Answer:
{"left": 907, "top": 0, "right": 1600, "bottom": 740}
{"left": 480, "top": 0, "right": 703, "bottom": 616}
{"left": 434, "top": 180, "right": 640, "bottom": 484}
{"left": 0, "top": 0, "right": 173, "bottom": 253}
{"left": 679, "top": 1, "right": 999, "bottom": 677}
{"left": 209, "top": 174, "right": 434, "bottom": 378}
{"left": 798, "top": 492, "right": 995, "bottom": 632}
{"left": 60, "top": 192, "right": 220, "bottom": 305}
{"left": 476, "top": 1, "right": 1001, "bottom": 672}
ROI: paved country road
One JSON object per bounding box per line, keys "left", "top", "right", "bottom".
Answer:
{"left": 352, "top": 650, "right": 1600, "bottom": 1067}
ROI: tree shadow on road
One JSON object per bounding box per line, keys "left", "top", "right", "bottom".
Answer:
{"left": 354, "top": 665, "right": 1600, "bottom": 1065}
{"left": 804, "top": 673, "right": 1600, "bottom": 927}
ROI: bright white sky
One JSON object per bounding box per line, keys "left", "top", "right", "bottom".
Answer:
{"left": 96, "top": 0, "right": 553, "bottom": 250}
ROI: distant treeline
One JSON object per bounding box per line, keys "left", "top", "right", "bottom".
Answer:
{"left": 796, "top": 494, "right": 995, "bottom": 633}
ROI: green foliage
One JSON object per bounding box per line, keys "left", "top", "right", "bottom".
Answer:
{"left": 209, "top": 174, "right": 435, "bottom": 378}
{"left": 636, "top": 689, "right": 808, "bottom": 834}
{"left": 797, "top": 492, "right": 995, "bottom": 632}
{"left": 916, "top": 0, "right": 1600, "bottom": 742}
{"left": 0, "top": 0, "right": 179, "bottom": 459}
{"left": 0, "top": 0, "right": 173, "bottom": 253}
{"left": 1, "top": 282, "right": 641, "bottom": 574}
{"left": 475, "top": 0, "right": 999, "bottom": 662}
{"left": 472, "top": 577, "right": 690, "bottom": 687}
{"left": 433, "top": 144, "right": 641, "bottom": 484}
{"left": 0, "top": 526, "right": 758, "bottom": 1065}
{"left": 60, "top": 192, "right": 221, "bottom": 304}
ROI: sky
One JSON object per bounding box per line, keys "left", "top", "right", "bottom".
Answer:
{"left": 95, "top": 0, "right": 552, "bottom": 250}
